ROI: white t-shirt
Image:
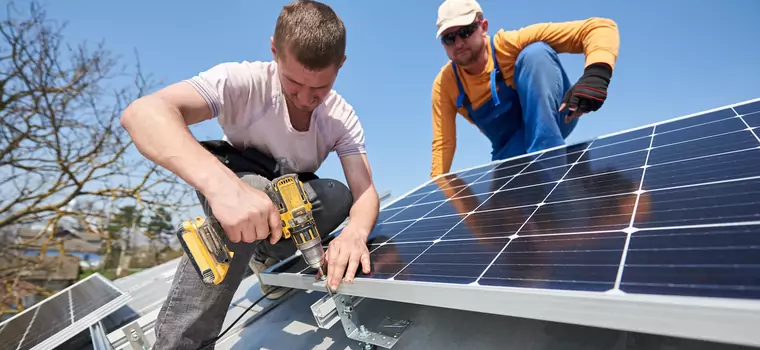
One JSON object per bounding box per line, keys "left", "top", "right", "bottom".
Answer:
{"left": 185, "top": 60, "right": 366, "bottom": 174}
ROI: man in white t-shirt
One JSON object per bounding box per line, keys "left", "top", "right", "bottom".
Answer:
{"left": 120, "top": 1, "right": 380, "bottom": 348}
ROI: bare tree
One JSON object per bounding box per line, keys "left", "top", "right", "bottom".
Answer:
{"left": 0, "top": 1, "right": 196, "bottom": 314}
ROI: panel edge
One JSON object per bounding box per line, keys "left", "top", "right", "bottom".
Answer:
{"left": 259, "top": 272, "right": 760, "bottom": 348}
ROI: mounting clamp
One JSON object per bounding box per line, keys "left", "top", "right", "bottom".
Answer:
{"left": 310, "top": 292, "right": 410, "bottom": 349}
{"left": 123, "top": 320, "right": 150, "bottom": 350}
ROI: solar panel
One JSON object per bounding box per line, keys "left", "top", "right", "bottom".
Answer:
{"left": 261, "top": 97, "right": 760, "bottom": 347}
{"left": 0, "top": 273, "right": 130, "bottom": 350}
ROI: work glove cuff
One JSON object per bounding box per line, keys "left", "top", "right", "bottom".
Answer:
{"left": 582, "top": 63, "right": 612, "bottom": 85}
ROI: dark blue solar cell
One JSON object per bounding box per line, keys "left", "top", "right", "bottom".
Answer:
{"left": 478, "top": 232, "right": 627, "bottom": 292}
{"left": 584, "top": 135, "right": 651, "bottom": 159}
{"left": 479, "top": 183, "right": 553, "bottom": 210}
{"left": 388, "top": 215, "right": 463, "bottom": 242}
{"left": 383, "top": 202, "right": 444, "bottom": 223}
{"left": 742, "top": 112, "right": 760, "bottom": 128}
{"left": 538, "top": 142, "right": 590, "bottom": 160}
{"left": 566, "top": 150, "right": 647, "bottom": 180}
{"left": 520, "top": 193, "right": 636, "bottom": 236}
{"left": 0, "top": 276, "right": 126, "bottom": 350}
{"left": 523, "top": 144, "right": 585, "bottom": 173}
{"left": 384, "top": 193, "right": 428, "bottom": 209}
{"left": 620, "top": 225, "right": 760, "bottom": 299}
{"left": 455, "top": 180, "right": 505, "bottom": 197}
{"left": 443, "top": 206, "right": 533, "bottom": 241}
{"left": 490, "top": 158, "right": 535, "bottom": 179}
{"left": 590, "top": 127, "right": 653, "bottom": 148}
{"left": 365, "top": 242, "right": 429, "bottom": 279}
{"left": 503, "top": 164, "right": 569, "bottom": 189}
{"left": 548, "top": 168, "right": 643, "bottom": 203}
{"left": 423, "top": 192, "right": 492, "bottom": 218}
{"left": 403, "top": 179, "right": 452, "bottom": 198}
{"left": 652, "top": 117, "right": 746, "bottom": 148}
{"left": 17, "top": 292, "right": 72, "bottom": 349}
{"left": 421, "top": 189, "right": 463, "bottom": 203}
{"left": 394, "top": 239, "right": 508, "bottom": 284}
{"left": 367, "top": 221, "right": 416, "bottom": 243}
{"left": 734, "top": 100, "right": 760, "bottom": 116}
{"left": 634, "top": 177, "right": 760, "bottom": 229}
{"left": 643, "top": 148, "right": 760, "bottom": 190}
{"left": 492, "top": 153, "right": 540, "bottom": 171}
{"left": 458, "top": 164, "right": 498, "bottom": 177}
{"left": 1, "top": 305, "right": 36, "bottom": 350}
{"left": 656, "top": 108, "right": 736, "bottom": 133}
{"left": 70, "top": 277, "right": 121, "bottom": 322}
{"left": 646, "top": 130, "right": 758, "bottom": 166}
{"left": 377, "top": 208, "right": 404, "bottom": 222}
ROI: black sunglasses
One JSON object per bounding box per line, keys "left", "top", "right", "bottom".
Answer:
{"left": 440, "top": 21, "right": 480, "bottom": 45}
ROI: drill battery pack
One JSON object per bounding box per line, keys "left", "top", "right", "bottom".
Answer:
{"left": 176, "top": 216, "right": 234, "bottom": 285}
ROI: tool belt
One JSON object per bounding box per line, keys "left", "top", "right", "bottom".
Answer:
{"left": 199, "top": 140, "right": 318, "bottom": 182}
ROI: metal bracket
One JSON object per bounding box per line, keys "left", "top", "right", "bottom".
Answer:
{"left": 123, "top": 321, "right": 150, "bottom": 350}
{"left": 311, "top": 292, "right": 364, "bottom": 329}
{"left": 311, "top": 292, "right": 410, "bottom": 349}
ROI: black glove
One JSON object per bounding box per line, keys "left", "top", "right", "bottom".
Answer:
{"left": 560, "top": 63, "right": 612, "bottom": 122}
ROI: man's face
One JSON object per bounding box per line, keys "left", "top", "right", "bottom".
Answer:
{"left": 271, "top": 40, "right": 344, "bottom": 114}
{"left": 440, "top": 19, "right": 488, "bottom": 66}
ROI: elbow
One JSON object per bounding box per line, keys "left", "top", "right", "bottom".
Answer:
{"left": 600, "top": 17, "right": 617, "bottom": 27}
{"left": 587, "top": 17, "right": 617, "bottom": 27}
{"left": 120, "top": 97, "right": 149, "bottom": 133}
{"left": 590, "top": 17, "right": 619, "bottom": 34}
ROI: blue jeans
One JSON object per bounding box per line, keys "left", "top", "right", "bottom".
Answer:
{"left": 493, "top": 41, "right": 578, "bottom": 161}
{"left": 153, "top": 173, "right": 352, "bottom": 349}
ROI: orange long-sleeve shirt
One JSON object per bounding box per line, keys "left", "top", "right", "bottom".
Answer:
{"left": 430, "top": 18, "right": 620, "bottom": 178}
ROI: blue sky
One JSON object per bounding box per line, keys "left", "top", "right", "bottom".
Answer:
{"left": 14, "top": 0, "right": 760, "bottom": 200}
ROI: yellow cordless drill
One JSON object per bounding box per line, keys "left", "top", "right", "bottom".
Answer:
{"left": 176, "top": 174, "right": 326, "bottom": 285}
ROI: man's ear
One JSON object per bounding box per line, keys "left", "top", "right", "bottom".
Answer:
{"left": 339, "top": 55, "right": 346, "bottom": 69}
{"left": 270, "top": 36, "right": 276, "bottom": 58}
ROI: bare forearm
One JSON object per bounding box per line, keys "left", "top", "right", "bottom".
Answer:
{"left": 347, "top": 185, "right": 379, "bottom": 240}
{"left": 120, "top": 96, "right": 237, "bottom": 195}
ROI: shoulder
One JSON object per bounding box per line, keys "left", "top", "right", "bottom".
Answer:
{"left": 433, "top": 62, "right": 457, "bottom": 93}
{"left": 434, "top": 61, "right": 455, "bottom": 87}
{"left": 319, "top": 90, "right": 361, "bottom": 128}
{"left": 492, "top": 28, "right": 525, "bottom": 58}
{"left": 217, "top": 60, "right": 275, "bottom": 76}
{"left": 191, "top": 60, "right": 276, "bottom": 94}
{"left": 317, "top": 91, "right": 366, "bottom": 152}
{"left": 186, "top": 61, "right": 277, "bottom": 125}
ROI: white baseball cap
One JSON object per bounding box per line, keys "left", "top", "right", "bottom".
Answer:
{"left": 436, "top": 0, "right": 483, "bottom": 38}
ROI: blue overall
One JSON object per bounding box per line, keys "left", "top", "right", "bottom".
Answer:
{"left": 451, "top": 39, "right": 578, "bottom": 161}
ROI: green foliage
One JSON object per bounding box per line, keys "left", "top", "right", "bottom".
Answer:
{"left": 146, "top": 207, "right": 174, "bottom": 239}
{"left": 106, "top": 205, "right": 143, "bottom": 239}
{"left": 105, "top": 204, "right": 174, "bottom": 241}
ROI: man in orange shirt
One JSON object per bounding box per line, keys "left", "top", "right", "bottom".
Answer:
{"left": 430, "top": 0, "right": 620, "bottom": 178}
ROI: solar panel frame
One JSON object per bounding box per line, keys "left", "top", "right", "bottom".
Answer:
{"left": 0, "top": 273, "right": 131, "bottom": 350}
{"left": 260, "top": 97, "right": 760, "bottom": 348}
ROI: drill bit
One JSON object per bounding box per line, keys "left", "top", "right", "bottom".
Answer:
{"left": 317, "top": 266, "right": 334, "bottom": 297}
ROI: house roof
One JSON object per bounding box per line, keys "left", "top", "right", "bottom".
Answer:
{"left": 0, "top": 252, "right": 80, "bottom": 290}
{"left": 15, "top": 227, "right": 101, "bottom": 254}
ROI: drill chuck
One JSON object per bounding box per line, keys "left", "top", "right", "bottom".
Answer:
{"left": 297, "top": 238, "right": 325, "bottom": 270}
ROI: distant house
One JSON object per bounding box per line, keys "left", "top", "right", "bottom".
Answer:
{"left": 1, "top": 226, "right": 104, "bottom": 311}
{"left": 0, "top": 252, "right": 81, "bottom": 315}
{"left": 16, "top": 226, "right": 103, "bottom": 266}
